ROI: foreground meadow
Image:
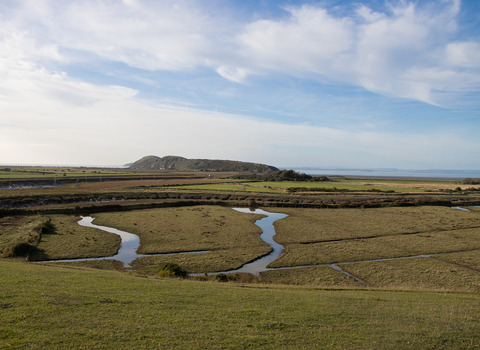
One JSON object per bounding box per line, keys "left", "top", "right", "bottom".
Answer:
{"left": 1, "top": 260, "right": 479, "bottom": 349}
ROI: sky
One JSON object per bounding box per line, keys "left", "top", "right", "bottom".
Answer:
{"left": 1, "top": 0, "right": 479, "bottom": 170}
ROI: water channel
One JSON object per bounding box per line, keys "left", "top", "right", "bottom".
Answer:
{"left": 44, "top": 216, "right": 210, "bottom": 267}
{"left": 42, "top": 207, "right": 480, "bottom": 283}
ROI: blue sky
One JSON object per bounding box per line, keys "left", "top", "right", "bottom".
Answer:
{"left": 1, "top": 0, "right": 479, "bottom": 169}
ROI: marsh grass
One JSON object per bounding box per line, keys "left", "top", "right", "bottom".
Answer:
{"left": 92, "top": 206, "right": 266, "bottom": 254}
{"left": 273, "top": 206, "right": 480, "bottom": 244}
{"left": 132, "top": 246, "right": 271, "bottom": 274}
{"left": 267, "top": 206, "right": 480, "bottom": 269}
{"left": 269, "top": 227, "right": 480, "bottom": 268}
{"left": 342, "top": 257, "right": 480, "bottom": 292}
{"left": 436, "top": 250, "right": 480, "bottom": 272}
{"left": 90, "top": 206, "right": 273, "bottom": 273}
{"left": 0, "top": 216, "right": 48, "bottom": 257}
{"left": 30, "top": 215, "right": 121, "bottom": 260}
{"left": 260, "top": 266, "right": 365, "bottom": 288}
{"left": 1, "top": 260, "right": 480, "bottom": 349}
{"left": 269, "top": 207, "right": 480, "bottom": 268}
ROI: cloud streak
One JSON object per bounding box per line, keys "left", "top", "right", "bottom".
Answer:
{"left": 0, "top": 0, "right": 479, "bottom": 168}
{"left": 2, "top": 0, "right": 479, "bottom": 105}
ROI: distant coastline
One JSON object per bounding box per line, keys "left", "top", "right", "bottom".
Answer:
{"left": 289, "top": 168, "right": 480, "bottom": 180}
{"left": 1, "top": 163, "right": 479, "bottom": 180}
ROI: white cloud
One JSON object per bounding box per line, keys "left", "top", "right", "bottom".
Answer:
{"left": 0, "top": 59, "right": 476, "bottom": 168}
{"left": 0, "top": 0, "right": 479, "bottom": 168}
{"left": 1, "top": 0, "right": 478, "bottom": 106}
{"left": 238, "top": 6, "right": 353, "bottom": 75}
{"left": 216, "top": 66, "right": 250, "bottom": 83}
{"left": 234, "top": 0, "right": 479, "bottom": 105}
{"left": 446, "top": 42, "right": 480, "bottom": 68}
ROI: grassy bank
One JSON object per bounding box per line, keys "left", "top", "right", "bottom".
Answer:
{"left": 3, "top": 205, "right": 480, "bottom": 291}
{"left": 1, "top": 260, "right": 480, "bottom": 349}
{"left": 270, "top": 206, "right": 480, "bottom": 267}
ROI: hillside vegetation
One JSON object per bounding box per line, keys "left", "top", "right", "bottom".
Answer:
{"left": 231, "top": 169, "right": 329, "bottom": 182}
{"left": 129, "top": 155, "right": 278, "bottom": 172}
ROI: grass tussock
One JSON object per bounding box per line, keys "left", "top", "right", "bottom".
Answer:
{"left": 30, "top": 215, "right": 121, "bottom": 261}
{"left": 0, "top": 215, "right": 49, "bottom": 258}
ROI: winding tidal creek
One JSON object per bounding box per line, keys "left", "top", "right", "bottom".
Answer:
{"left": 43, "top": 207, "right": 480, "bottom": 284}
{"left": 44, "top": 217, "right": 210, "bottom": 267}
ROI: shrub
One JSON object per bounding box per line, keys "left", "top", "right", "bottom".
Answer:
{"left": 3, "top": 242, "right": 37, "bottom": 258}
{"left": 215, "top": 274, "right": 229, "bottom": 282}
{"left": 157, "top": 263, "right": 187, "bottom": 278}
{"left": 232, "top": 170, "right": 329, "bottom": 182}
{"left": 462, "top": 178, "right": 480, "bottom": 185}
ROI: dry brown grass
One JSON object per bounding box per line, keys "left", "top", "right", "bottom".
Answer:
{"left": 260, "top": 266, "right": 364, "bottom": 288}
{"left": 92, "top": 206, "right": 265, "bottom": 254}
{"left": 435, "top": 250, "right": 480, "bottom": 272}
{"left": 131, "top": 246, "right": 270, "bottom": 274}
{"left": 342, "top": 257, "right": 480, "bottom": 292}
{"left": 30, "top": 215, "right": 121, "bottom": 260}
{"left": 74, "top": 177, "right": 236, "bottom": 191}
{"left": 0, "top": 216, "right": 47, "bottom": 256}
{"left": 91, "top": 206, "right": 272, "bottom": 273}
{"left": 269, "top": 207, "right": 480, "bottom": 268}
{"left": 346, "top": 181, "right": 480, "bottom": 191}
{"left": 273, "top": 206, "right": 480, "bottom": 244}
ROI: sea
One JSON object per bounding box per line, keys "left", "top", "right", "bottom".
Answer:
{"left": 289, "top": 169, "right": 480, "bottom": 180}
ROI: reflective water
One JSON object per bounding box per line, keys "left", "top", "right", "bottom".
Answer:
{"left": 41, "top": 207, "right": 480, "bottom": 282}
{"left": 222, "top": 208, "right": 288, "bottom": 275}
{"left": 43, "top": 216, "right": 210, "bottom": 267}
{"left": 452, "top": 207, "right": 470, "bottom": 211}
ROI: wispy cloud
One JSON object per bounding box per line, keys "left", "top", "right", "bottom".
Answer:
{"left": 0, "top": 0, "right": 479, "bottom": 168}
{"left": 3, "top": 0, "right": 478, "bottom": 105}
{"left": 235, "top": 0, "right": 479, "bottom": 105}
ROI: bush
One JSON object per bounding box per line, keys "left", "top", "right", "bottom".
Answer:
{"left": 462, "top": 178, "right": 480, "bottom": 185}
{"left": 232, "top": 170, "right": 329, "bottom": 182}
{"left": 3, "top": 242, "right": 37, "bottom": 258}
{"left": 157, "top": 263, "right": 187, "bottom": 278}
{"left": 214, "top": 274, "right": 229, "bottom": 282}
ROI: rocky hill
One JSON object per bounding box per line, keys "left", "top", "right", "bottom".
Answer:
{"left": 128, "top": 156, "right": 278, "bottom": 172}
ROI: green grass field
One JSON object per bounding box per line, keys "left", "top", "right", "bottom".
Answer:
{"left": 245, "top": 181, "right": 426, "bottom": 192}
{"left": 2, "top": 259, "right": 480, "bottom": 349}
{"left": 168, "top": 181, "right": 427, "bottom": 192}
{"left": 0, "top": 167, "right": 187, "bottom": 179}
{"left": 166, "top": 183, "right": 283, "bottom": 193}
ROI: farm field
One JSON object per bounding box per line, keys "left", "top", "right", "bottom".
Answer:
{"left": 165, "top": 179, "right": 480, "bottom": 193}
